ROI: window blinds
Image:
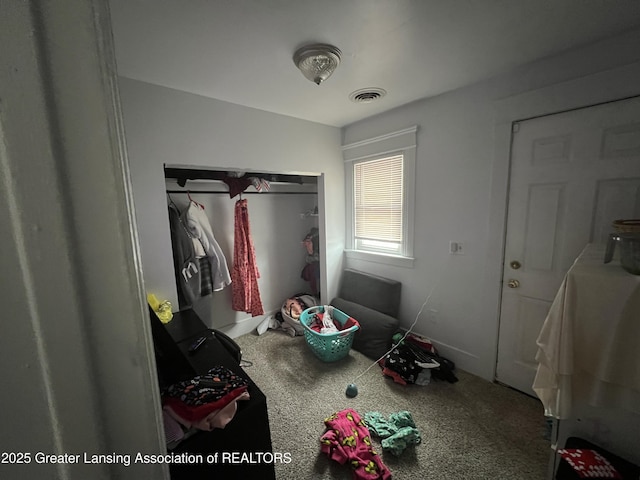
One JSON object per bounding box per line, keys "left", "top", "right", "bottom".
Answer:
{"left": 354, "top": 154, "right": 403, "bottom": 245}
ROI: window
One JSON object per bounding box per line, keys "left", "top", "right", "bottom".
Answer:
{"left": 354, "top": 154, "right": 404, "bottom": 255}
{"left": 343, "top": 126, "right": 417, "bottom": 267}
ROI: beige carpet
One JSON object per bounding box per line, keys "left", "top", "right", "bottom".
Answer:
{"left": 235, "top": 330, "right": 550, "bottom": 480}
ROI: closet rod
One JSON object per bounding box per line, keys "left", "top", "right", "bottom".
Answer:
{"left": 166, "top": 189, "right": 317, "bottom": 195}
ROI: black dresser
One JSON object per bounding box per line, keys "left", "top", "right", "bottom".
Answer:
{"left": 150, "top": 308, "right": 276, "bottom": 480}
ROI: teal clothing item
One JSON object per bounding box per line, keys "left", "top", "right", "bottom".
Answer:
{"left": 388, "top": 411, "right": 416, "bottom": 429}
{"left": 363, "top": 411, "right": 421, "bottom": 456}
{"left": 381, "top": 426, "right": 422, "bottom": 456}
{"left": 363, "top": 412, "right": 396, "bottom": 437}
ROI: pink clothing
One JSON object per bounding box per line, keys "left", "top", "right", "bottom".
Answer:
{"left": 320, "top": 409, "right": 392, "bottom": 480}
{"left": 231, "top": 199, "right": 264, "bottom": 316}
{"left": 162, "top": 409, "right": 185, "bottom": 444}
{"left": 163, "top": 385, "right": 248, "bottom": 423}
{"left": 164, "top": 391, "right": 250, "bottom": 432}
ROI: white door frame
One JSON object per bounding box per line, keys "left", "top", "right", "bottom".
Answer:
{"left": 486, "top": 62, "right": 640, "bottom": 384}
{"left": 1, "top": 1, "right": 167, "bottom": 478}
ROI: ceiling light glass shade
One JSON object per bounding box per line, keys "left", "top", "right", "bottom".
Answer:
{"left": 293, "top": 44, "right": 342, "bottom": 85}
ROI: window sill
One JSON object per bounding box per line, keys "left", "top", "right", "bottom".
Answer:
{"left": 344, "top": 249, "right": 415, "bottom": 268}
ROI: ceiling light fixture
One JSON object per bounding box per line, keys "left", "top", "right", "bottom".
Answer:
{"left": 293, "top": 43, "right": 342, "bottom": 85}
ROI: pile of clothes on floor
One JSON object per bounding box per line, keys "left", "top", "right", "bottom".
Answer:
{"left": 320, "top": 408, "right": 421, "bottom": 480}
{"left": 161, "top": 366, "right": 250, "bottom": 448}
{"left": 256, "top": 293, "right": 319, "bottom": 337}
{"left": 380, "top": 332, "right": 458, "bottom": 385}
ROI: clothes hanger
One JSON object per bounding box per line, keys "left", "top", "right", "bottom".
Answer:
{"left": 187, "top": 191, "right": 205, "bottom": 209}
{"left": 167, "top": 193, "right": 179, "bottom": 211}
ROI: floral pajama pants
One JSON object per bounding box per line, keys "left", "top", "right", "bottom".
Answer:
{"left": 231, "top": 199, "right": 264, "bottom": 316}
{"left": 320, "top": 409, "right": 392, "bottom": 480}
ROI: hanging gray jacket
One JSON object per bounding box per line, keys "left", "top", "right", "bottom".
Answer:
{"left": 168, "top": 203, "right": 200, "bottom": 308}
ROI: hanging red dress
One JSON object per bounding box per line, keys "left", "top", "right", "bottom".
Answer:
{"left": 231, "top": 198, "right": 264, "bottom": 316}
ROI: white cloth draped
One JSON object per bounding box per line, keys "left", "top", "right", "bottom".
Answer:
{"left": 533, "top": 243, "right": 640, "bottom": 419}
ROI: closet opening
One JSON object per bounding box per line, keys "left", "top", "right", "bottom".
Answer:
{"left": 164, "top": 165, "right": 324, "bottom": 338}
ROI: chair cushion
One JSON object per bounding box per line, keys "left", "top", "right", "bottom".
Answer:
{"left": 338, "top": 269, "right": 401, "bottom": 318}
{"left": 331, "top": 297, "right": 399, "bottom": 360}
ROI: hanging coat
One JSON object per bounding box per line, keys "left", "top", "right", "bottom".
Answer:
{"left": 168, "top": 203, "right": 200, "bottom": 307}
{"left": 231, "top": 199, "right": 264, "bottom": 317}
{"left": 183, "top": 201, "right": 232, "bottom": 292}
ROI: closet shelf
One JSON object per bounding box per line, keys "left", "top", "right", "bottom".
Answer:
{"left": 300, "top": 207, "right": 319, "bottom": 219}
{"left": 168, "top": 189, "right": 317, "bottom": 195}
{"left": 164, "top": 167, "right": 318, "bottom": 186}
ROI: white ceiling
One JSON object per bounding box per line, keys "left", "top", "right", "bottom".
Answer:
{"left": 109, "top": 0, "right": 640, "bottom": 128}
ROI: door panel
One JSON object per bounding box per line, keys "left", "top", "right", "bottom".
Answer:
{"left": 531, "top": 134, "right": 571, "bottom": 165}
{"left": 524, "top": 183, "right": 566, "bottom": 271}
{"left": 601, "top": 122, "right": 640, "bottom": 158}
{"left": 496, "top": 96, "right": 640, "bottom": 395}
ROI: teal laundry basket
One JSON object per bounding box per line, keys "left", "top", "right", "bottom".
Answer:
{"left": 300, "top": 306, "right": 359, "bottom": 362}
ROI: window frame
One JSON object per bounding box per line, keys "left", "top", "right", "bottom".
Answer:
{"left": 343, "top": 126, "right": 417, "bottom": 268}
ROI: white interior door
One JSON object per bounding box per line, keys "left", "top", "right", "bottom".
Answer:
{"left": 496, "top": 96, "right": 640, "bottom": 396}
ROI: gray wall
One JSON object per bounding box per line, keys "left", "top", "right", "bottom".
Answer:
{"left": 343, "top": 28, "right": 640, "bottom": 380}
{"left": 119, "top": 78, "right": 344, "bottom": 334}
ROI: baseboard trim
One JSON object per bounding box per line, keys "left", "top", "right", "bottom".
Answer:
{"left": 407, "top": 329, "right": 486, "bottom": 379}
{"left": 218, "top": 309, "right": 277, "bottom": 339}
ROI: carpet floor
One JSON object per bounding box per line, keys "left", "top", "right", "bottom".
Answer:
{"left": 235, "top": 330, "right": 550, "bottom": 480}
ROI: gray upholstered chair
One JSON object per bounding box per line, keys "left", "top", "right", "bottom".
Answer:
{"left": 330, "top": 269, "right": 401, "bottom": 360}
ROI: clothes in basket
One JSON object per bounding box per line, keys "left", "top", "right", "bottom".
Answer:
{"left": 300, "top": 306, "right": 360, "bottom": 362}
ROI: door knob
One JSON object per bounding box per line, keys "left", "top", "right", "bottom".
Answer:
{"left": 507, "top": 279, "right": 520, "bottom": 288}
{"left": 510, "top": 260, "right": 521, "bottom": 269}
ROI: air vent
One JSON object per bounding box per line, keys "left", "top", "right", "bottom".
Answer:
{"left": 349, "top": 88, "right": 387, "bottom": 103}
